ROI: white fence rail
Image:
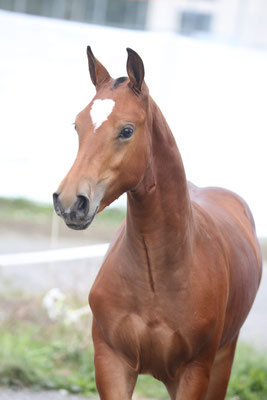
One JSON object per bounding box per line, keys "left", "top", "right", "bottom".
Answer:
{"left": 0, "top": 243, "right": 109, "bottom": 267}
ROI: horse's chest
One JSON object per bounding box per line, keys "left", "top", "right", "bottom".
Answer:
{"left": 90, "top": 264, "right": 215, "bottom": 378}
{"left": 107, "top": 312, "right": 189, "bottom": 379}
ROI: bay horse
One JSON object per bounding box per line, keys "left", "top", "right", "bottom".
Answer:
{"left": 53, "top": 47, "right": 262, "bottom": 400}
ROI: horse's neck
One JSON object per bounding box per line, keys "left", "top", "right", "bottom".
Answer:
{"left": 126, "top": 99, "right": 193, "bottom": 265}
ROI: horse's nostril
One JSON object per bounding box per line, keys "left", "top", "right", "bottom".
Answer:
{"left": 53, "top": 192, "right": 61, "bottom": 216}
{"left": 53, "top": 192, "right": 58, "bottom": 203}
{"left": 77, "top": 196, "right": 86, "bottom": 210}
{"left": 53, "top": 193, "right": 89, "bottom": 222}
{"left": 75, "top": 195, "right": 89, "bottom": 217}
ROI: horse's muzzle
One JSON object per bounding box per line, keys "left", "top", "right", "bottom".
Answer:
{"left": 53, "top": 193, "right": 97, "bottom": 230}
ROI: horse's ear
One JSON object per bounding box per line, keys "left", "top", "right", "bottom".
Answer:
{"left": 87, "top": 46, "right": 111, "bottom": 89}
{"left": 126, "top": 48, "right": 145, "bottom": 93}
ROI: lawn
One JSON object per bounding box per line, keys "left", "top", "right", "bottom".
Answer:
{"left": 0, "top": 295, "right": 266, "bottom": 399}
{"left": 0, "top": 197, "right": 125, "bottom": 225}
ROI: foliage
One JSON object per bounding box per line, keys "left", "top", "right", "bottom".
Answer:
{"left": 0, "top": 317, "right": 168, "bottom": 397}
{"left": 0, "top": 196, "right": 125, "bottom": 225}
{"left": 226, "top": 343, "right": 267, "bottom": 400}
{"left": 0, "top": 320, "right": 96, "bottom": 395}
{"left": 0, "top": 310, "right": 267, "bottom": 399}
{"left": 0, "top": 197, "right": 52, "bottom": 221}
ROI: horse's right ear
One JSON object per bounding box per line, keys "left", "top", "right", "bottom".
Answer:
{"left": 87, "top": 46, "right": 111, "bottom": 89}
{"left": 126, "top": 48, "right": 145, "bottom": 94}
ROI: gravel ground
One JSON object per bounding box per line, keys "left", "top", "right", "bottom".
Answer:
{"left": 0, "top": 223, "right": 109, "bottom": 299}
{"left": 0, "top": 388, "right": 96, "bottom": 400}
{"left": 239, "top": 265, "right": 267, "bottom": 348}
{"left": 0, "top": 388, "right": 153, "bottom": 400}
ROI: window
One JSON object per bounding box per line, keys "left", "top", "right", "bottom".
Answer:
{"left": 106, "top": 0, "right": 148, "bottom": 30}
{"left": 179, "top": 11, "right": 212, "bottom": 35}
{"left": 0, "top": 0, "right": 148, "bottom": 30}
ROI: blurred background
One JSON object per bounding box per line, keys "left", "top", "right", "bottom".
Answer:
{"left": 0, "top": 1, "right": 266, "bottom": 399}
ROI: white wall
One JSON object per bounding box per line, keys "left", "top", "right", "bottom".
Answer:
{"left": 0, "top": 11, "right": 266, "bottom": 236}
{"left": 146, "top": 0, "right": 267, "bottom": 47}
{"left": 242, "top": 0, "right": 267, "bottom": 47}
{"left": 213, "top": 0, "right": 240, "bottom": 41}
{"left": 146, "top": 0, "right": 178, "bottom": 32}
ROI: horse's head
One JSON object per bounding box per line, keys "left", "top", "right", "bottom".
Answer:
{"left": 53, "top": 47, "right": 150, "bottom": 230}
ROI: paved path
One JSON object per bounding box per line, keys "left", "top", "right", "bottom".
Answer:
{"left": 239, "top": 263, "right": 267, "bottom": 348}
{"left": 0, "top": 388, "right": 95, "bottom": 400}
{"left": 0, "top": 388, "right": 153, "bottom": 400}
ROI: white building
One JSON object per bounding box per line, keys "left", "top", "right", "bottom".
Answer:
{"left": 146, "top": 0, "right": 267, "bottom": 48}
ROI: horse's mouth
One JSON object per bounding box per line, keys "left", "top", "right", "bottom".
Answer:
{"left": 66, "top": 221, "right": 91, "bottom": 230}
{"left": 65, "top": 206, "right": 98, "bottom": 230}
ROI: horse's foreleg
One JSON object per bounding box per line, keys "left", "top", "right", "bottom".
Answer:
{"left": 204, "top": 334, "right": 239, "bottom": 400}
{"left": 165, "top": 362, "right": 211, "bottom": 400}
{"left": 176, "top": 363, "right": 210, "bottom": 400}
{"left": 169, "top": 334, "right": 238, "bottom": 400}
{"left": 92, "top": 320, "right": 138, "bottom": 400}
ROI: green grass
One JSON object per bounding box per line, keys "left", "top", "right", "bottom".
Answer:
{"left": 0, "top": 301, "right": 267, "bottom": 399}
{"left": 227, "top": 343, "right": 267, "bottom": 400}
{"left": 0, "top": 317, "right": 167, "bottom": 397}
{"left": 0, "top": 322, "right": 96, "bottom": 395}
{"left": 0, "top": 196, "right": 125, "bottom": 225}
{"left": 0, "top": 197, "right": 53, "bottom": 221}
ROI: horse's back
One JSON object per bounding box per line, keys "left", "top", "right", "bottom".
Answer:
{"left": 188, "top": 182, "right": 260, "bottom": 259}
{"left": 189, "top": 182, "right": 262, "bottom": 343}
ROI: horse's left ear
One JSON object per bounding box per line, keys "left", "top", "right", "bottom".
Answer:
{"left": 87, "top": 46, "right": 111, "bottom": 89}
{"left": 126, "top": 48, "right": 145, "bottom": 93}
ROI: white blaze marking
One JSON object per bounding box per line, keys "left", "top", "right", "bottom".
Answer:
{"left": 90, "top": 99, "right": 115, "bottom": 132}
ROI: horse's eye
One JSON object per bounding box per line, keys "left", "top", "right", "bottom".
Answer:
{"left": 118, "top": 126, "right": 134, "bottom": 139}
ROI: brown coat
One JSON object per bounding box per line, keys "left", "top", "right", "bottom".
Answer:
{"left": 54, "top": 48, "right": 262, "bottom": 400}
